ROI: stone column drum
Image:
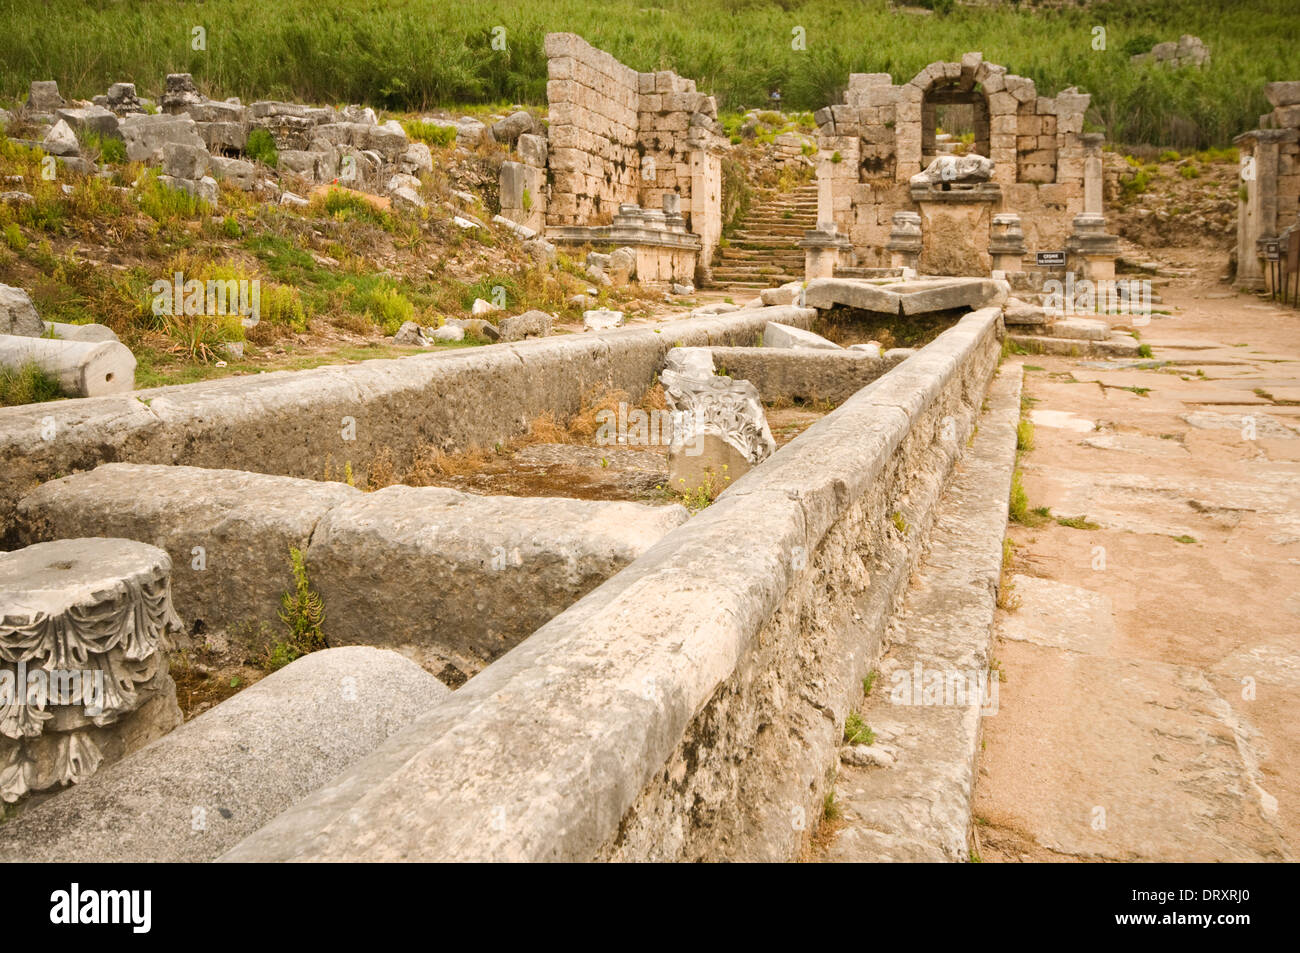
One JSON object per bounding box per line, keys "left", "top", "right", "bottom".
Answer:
{"left": 1, "top": 538, "right": 183, "bottom": 803}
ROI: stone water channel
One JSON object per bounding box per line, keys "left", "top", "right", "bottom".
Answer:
{"left": 0, "top": 275, "right": 1034, "bottom": 860}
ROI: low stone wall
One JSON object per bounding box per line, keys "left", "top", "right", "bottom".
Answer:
{"left": 0, "top": 306, "right": 814, "bottom": 542}
{"left": 692, "top": 346, "right": 906, "bottom": 404}
{"left": 220, "top": 306, "right": 1005, "bottom": 862}
{"left": 16, "top": 465, "right": 687, "bottom": 676}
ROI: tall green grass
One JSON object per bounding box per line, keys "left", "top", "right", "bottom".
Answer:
{"left": 0, "top": 0, "right": 1294, "bottom": 147}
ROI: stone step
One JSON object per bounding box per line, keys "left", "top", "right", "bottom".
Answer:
{"left": 712, "top": 273, "right": 802, "bottom": 283}
{"left": 707, "top": 258, "right": 795, "bottom": 269}
{"left": 1020, "top": 317, "right": 1110, "bottom": 341}
{"left": 742, "top": 226, "right": 817, "bottom": 233}
{"left": 741, "top": 219, "right": 819, "bottom": 228}
{"left": 1008, "top": 333, "right": 1142, "bottom": 358}
{"left": 728, "top": 239, "right": 807, "bottom": 249}
{"left": 717, "top": 249, "right": 804, "bottom": 260}
{"left": 714, "top": 269, "right": 803, "bottom": 278}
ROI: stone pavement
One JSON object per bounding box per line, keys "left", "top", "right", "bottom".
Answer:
{"left": 973, "top": 278, "right": 1300, "bottom": 862}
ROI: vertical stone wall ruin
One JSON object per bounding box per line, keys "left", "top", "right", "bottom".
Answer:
{"left": 540, "top": 34, "right": 728, "bottom": 281}
{"left": 544, "top": 33, "right": 643, "bottom": 225}
{"left": 1235, "top": 82, "right": 1300, "bottom": 290}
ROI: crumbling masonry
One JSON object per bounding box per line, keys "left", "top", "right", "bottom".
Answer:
{"left": 501, "top": 34, "right": 728, "bottom": 287}
{"left": 812, "top": 54, "right": 1105, "bottom": 274}
{"left": 1235, "top": 82, "right": 1300, "bottom": 291}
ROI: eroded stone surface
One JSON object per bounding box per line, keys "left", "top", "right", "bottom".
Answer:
{"left": 0, "top": 538, "right": 182, "bottom": 803}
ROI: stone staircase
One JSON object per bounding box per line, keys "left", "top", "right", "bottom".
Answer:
{"left": 711, "top": 184, "right": 818, "bottom": 291}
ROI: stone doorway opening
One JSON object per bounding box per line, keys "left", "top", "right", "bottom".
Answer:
{"left": 923, "top": 85, "right": 990, "bottom": 166}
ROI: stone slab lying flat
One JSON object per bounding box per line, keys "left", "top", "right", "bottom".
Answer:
{"left": 820, "top": 364, "right": 1022, "bottom": 862}
{"left": 17, "top": 465, "right": 688, "bottom": 676}
{"left": 17, "top": 464, "right": 360, "bottom": 638}
{"left": 763, "top": 321, "right": 841, "bottom": 350}
{"left": 977, "top": 641, "right": 1289, "bottom": 861}
{"left": 803, "top": 276, "right": 1009, "bottom": 316}
{"left": 1009, "top": 332, "right": 1140, "bottom": 358}
{"left": 0, "top": 647, "right": 448, "bottom": 862}
{"left": 307, "top": 485, "right": 690, "bottom": 675}
{"left": 1020, "top": 317, "right": 1110, "bottom": 341}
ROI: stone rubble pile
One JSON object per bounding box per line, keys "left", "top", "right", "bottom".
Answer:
{"left": 1130, "top": 35, "right": 1211, "bottom": 69}
{"left": 4, "top": 76, "right": 441, "bottom": 210}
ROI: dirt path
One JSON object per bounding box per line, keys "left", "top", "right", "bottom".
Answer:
{"left": 972, "top": 255, "right": 1300, "bottom": 861}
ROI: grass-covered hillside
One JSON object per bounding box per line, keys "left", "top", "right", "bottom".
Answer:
{"left": 1, "top": 0, "right": 1298, "bottom": 149}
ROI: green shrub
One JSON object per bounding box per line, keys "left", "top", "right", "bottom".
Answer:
{"left": 244, "top": 128, "right": 279, "bottom": 167}
{"left": 3, "top": 222, "right": 26, "bottom": 251}
{"left": 138, "top": 169, "right": 207, "bottom": 222}
{"left": 267, "top": 547, "right": 326, "bottom": 670}
{"left": 261, "top": 284, "right": 309, "bottom": 332}
{"left": 354, "top": 282, "right": 413, "bottom": 333}
{"left": 402, "top": 119, "right": 456, "bottom": 147}
{"left": 84, "top": 131, "right": 126, "bottom": 164}
{"left": 317, "top": 187, "right": 394, "bottom": 229}
{"left": 719, "top": 155, "right": 751, "bottom": 238}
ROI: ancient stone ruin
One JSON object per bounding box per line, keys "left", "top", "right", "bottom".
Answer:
{"left": 1235, "top": 81, "right": 1300, "bottom": 292}
{"left": 506, "top": 33, "right": 728, "bottom": 289}
{"left": 1, "top": 24, "right": 1292, "bottom": 870}
{"left": 811, "top": 55, "right": 1108, "bottom": 275}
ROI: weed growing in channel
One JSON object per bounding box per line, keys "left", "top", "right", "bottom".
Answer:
{"left": 264, "top": 547, "right": 326, "bottom": 671}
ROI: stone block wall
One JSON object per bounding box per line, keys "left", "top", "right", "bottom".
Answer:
{"left": 216, "top": 307, "right": 1005, "bottom": 863}
{"left": 544, "top": 33, "right": 642, "bottom": 224}
{"left": 542, "top": 34, "right": 727, "bottom": 272}
{"left": 815, "top": 55, "right": 1091, "bottom": 263}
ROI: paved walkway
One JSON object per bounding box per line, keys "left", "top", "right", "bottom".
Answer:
{"left": 973, "top": 272, "right": 1300, "bottom": 861}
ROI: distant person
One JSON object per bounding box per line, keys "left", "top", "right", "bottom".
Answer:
{"left": 769, "top": 87, "right": 782, "bottom": 107}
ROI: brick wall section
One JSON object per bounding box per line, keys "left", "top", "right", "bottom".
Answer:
{"left": 545, "top": 33, "right": 642, "bottom": 223}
